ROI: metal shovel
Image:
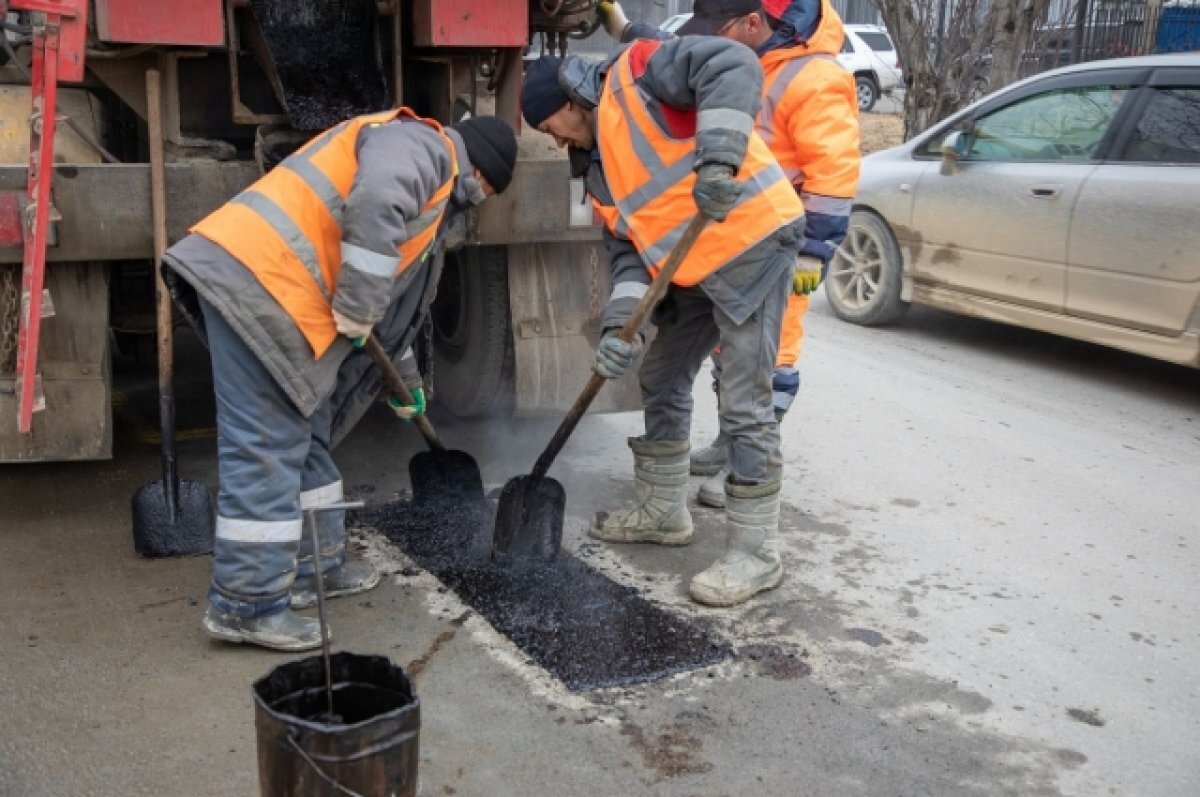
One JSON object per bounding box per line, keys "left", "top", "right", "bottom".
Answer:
{"left": 131, "top": 68, "right": 214, "bottom": 557}
{"left": 363, "top": 334, "right": 485, "bottom": 506}
{"left": 492, "top": 214, "right": 710, "bottom": 561}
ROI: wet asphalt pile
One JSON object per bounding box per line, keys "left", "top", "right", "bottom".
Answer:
{"left": 364, "top": 498, "right": 731, "bottom": 692}
{"left": 250, "top": 0, "right": 388, "bottom": 130}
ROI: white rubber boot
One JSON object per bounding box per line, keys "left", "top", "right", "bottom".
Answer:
{"left": 689, "top": 480, "right": 783, "bottom": 607}
{"left": 696, "top": 465, "right": 728, "bottom": 508}
{"left": 689, "top": 431, "right": 728, "bottom": 477}
{"left": 591, "top": 438, "right": 693, "bottom": 545}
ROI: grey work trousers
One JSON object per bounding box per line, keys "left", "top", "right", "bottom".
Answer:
{"left": 201, "top": 298, "right": 349, "bottom": 617}
{"left": 639, "top": 268, "right": 790, "bottom": 484}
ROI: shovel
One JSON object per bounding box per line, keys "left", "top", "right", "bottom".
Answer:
{"left": 362, "top": 334, "right": 485, "bottom": 505}
{"left": 492, "top": 213, "right": 709, "bottom": 561}
{"left": 131, "top": 68, "right": 214, "bottom": 557}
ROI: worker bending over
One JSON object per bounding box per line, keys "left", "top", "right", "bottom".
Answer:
{"left": 600, "top": 0, "right": 861, "bottom": 505}
{"left": 164, "top": 112, "right": 517, "bottom": 651}
{"left": 522, "top": 38, "right": 804, "bottom": 607}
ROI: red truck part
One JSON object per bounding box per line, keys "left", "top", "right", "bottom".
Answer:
{"left": 93, "top": 0, "right": 223, "bottom": 46}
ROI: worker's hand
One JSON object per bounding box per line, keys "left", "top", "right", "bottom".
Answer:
{"left": 693, "top": 164, "right": 741, "bottom": 222}
{"left": 593, "top": 330, "right": 643, "bottom": 379}
{"left": 333, "top": 309, "right": 372, "bottom": 345}
{"left": 596, "top": 0, "right": 630, "bottom": 39}
{"left": 387, "top": 388, "right": 426, "bottom": 423}
{"left": 792, "top": 256, "right": 825, "bottom": 295}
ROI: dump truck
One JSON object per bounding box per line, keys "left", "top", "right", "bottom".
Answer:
{"left": 0, "top": 0, "right": 636, "bottom": 462}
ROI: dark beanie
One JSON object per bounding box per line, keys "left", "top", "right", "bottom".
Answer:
{"left": 451, "top": 116, "right": 518, "bottom": 195}
{"left": 521, "top": 56, "right": 569, "bottom": 129}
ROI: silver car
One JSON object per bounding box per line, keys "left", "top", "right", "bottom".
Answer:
{"left": 827, "top": 54, "right": 1200, "bottom": 368}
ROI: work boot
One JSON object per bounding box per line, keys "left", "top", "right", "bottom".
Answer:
{"left": 202, "top": 606, "right": 326, "bottom": 652}
{"left": 696, "top": 465, "right": 729, "bottom": 508}
{"left": 290, "top": 560, "right": 380, "bottom": 609}
{"left": 591, "top": 437, "right": 693, "bottom": 545}
{"left": 689, "top": 479, "right": 783, "bottom": 607}
{"left": 689, "top": 431, "right": 728, "bottom": 477}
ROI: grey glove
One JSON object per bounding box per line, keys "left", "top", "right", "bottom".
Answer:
{"left": 693, "top": 164, "right": 741, "bottom": 222}
{"left": 593, "top": 330, "right": 644, "bottom": 379}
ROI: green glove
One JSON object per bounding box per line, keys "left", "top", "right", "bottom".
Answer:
{"left": 596, "top": 0, "right": 630, "bottom": 39}
{"left": 387, "top": 388, "right": 426, "bottom": 422}
{"left": 792, "top": 256, "right": 825, "bottom": 295}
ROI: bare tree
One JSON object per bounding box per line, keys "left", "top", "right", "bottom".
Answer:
{"left": 873, "top": 0, "right": 1055, "bottom": 137}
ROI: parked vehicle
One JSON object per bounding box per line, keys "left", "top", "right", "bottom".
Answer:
{"left": 841, "top": 24, "right": 903, "bottom": 112}
{"left": 826, "top": 54, "right": 1200, "bottom": 368}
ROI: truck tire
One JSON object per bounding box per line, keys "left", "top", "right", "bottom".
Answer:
{"left": 855, "top": 74, "right": 879, "bottom": 112}
{"left": 430, "top": 244, "right": 515, "bottom": 417}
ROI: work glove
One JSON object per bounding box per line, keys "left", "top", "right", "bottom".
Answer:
{"left": 596, "top": 0, "right": 630, "bottom": 39}
{"left": 333, "top": 309, "right": 372, "bottom": 346}
{"left": 593, "top": 330, "right": 643, "bottom": 380}
{"left": 693, "top": 164, "right": 741, "bottom": 222}
{"left": 387, "top": 388, "right": 426, "bottom": 422}
{"left": 792, "top": 256, "right": 825, "bottom": 295}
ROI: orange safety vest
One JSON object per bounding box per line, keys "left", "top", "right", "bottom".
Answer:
{"left": 193, "top": 108, "right": 457, "bottom": 358}
{"left": 594, "top": 43, "right": 804, "bottom": 285}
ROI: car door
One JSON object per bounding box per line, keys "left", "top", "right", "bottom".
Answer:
{"left": 909, "top": 70, "right": 1142, "bottom": 312}
{"left": 1067, "top": 66, "right": 1200, "bottom": 335}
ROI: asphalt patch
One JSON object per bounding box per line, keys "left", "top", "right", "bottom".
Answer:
{"left": 364, "top": 499, "right": 731, "bottom": 691}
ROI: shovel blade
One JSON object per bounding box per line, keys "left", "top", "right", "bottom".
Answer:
{"left": 492, "top": 475, "right": 564, "bottom": 562}
{"left": 409, "top": 449, "right": 485, "bottom": 506}
{"left": 131, "top": 479, "right": 215, "bottom": 557}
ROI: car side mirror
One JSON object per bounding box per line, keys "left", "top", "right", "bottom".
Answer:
{"left": 940, "top": 130, "right": 966, "bottom": 176}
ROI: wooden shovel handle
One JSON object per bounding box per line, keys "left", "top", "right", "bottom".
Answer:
{"left": 529, "top": 214, "right": 709, "bottom": 482}
{"left": 364, "top": 334, "right": 445, "bottom": 452}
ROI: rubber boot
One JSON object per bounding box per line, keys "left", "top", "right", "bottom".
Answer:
{"left": 696, "top": 465, "right": 728, "bottom": 508}
{"left": 689, "top": 480, "right": 783, "bottom": 607}
{"left": 202, "top": 606, "right": 325, "bottom": 652}
{"left": 591, "top": 437, "right": 693, "bottom": 545}
{"left": 290, "top": 560, "right": 380, "bottom": 609}
{"left": 689, "top": 431, "right": 728, "bottom": 477}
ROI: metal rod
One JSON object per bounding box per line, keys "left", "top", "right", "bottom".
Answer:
{"left": 305, "top": 510, "right": 335, "bottom": 720}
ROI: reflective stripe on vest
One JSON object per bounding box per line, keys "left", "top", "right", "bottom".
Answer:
{"left": 594, "top": 49, "right": 804, "bottom": 285}
{"left": 192, "top": 108, "right": 456, "bottom": 358}
{"left": 758, "top": 53, "right": 835, "bottom": 183}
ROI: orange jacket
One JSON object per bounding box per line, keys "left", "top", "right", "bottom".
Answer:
{"left": 593, "top": 43, "right": 804, "bottom": 285}
{"left": 193, "top": 108, "right": 457, "bottom": 359}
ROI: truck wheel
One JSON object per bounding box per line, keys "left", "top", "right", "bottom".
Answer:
{"left": 430, "top": 244, "right": 515, "bottom": 417}
{"left": 855, "top": 75, "right": 879, "bottom": 112}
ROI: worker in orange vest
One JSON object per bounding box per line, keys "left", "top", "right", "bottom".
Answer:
{"left": 599, "top": 0, "right": 861, "bottom": 505}
{"left": 163, "top": 112, "right": 517, "bottom": 651}
{"left": 522, "top": 37, "right": 805, "bottom": 607}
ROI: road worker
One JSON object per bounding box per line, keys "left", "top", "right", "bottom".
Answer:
{"left": 598, "top": 0, "right": 861, "bottom": 506}
{"left": 522, "top": 38, "right": 805, "bottom": 606}
{"left": 163, "top": 112, "right": 517, "bottom": 651}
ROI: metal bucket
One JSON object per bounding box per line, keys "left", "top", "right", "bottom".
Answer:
{"left": 253, "top": 652, "right": 419, "bottom": 797}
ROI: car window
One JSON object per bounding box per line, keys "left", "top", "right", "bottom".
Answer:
{"left": 841, "top": 36, "right": 853, "bottom": 54}
{"left": 856, "top": 32, "right": 894, "bottom": 52}
{"left": 1120, "top": 87, "right": 1200, "bottom": 164}
{"left": 961, "top": 85, "right": 1131, "bottom": 161}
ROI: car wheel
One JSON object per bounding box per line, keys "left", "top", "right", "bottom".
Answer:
{"left": 430, "top": 245, "right": 515, "bottom": 416}
{"left": 855, "top": 75, "right": 879, "bottom": 112}
{"left": 825, "top": 210, "right": 908, "bottom": 326}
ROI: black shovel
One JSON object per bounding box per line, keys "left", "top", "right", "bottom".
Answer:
{"left": 492, "top": 214, "right": 710, "bottom": 561}
{"left": 132, "top": 69, "right": 214, "bottom": 557}
{"left": 363, "top": 334, "right": 485, "bottom": 505}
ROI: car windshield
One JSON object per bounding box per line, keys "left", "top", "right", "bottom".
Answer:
{"left": 856, "top": 32, "right": 894, "bottom": 52}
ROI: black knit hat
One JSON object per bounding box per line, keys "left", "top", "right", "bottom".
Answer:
{"left": 451, "top": 116, "right": 518, "bottom": 194}
{"left": 521, "top": 56, "right": 569, "bottom": 129}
